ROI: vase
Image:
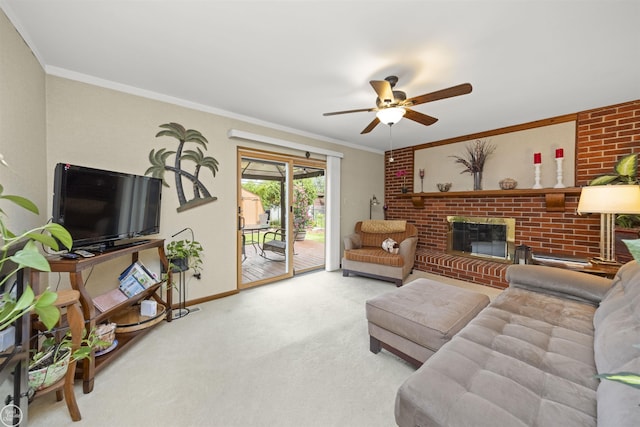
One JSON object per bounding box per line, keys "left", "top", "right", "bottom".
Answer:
{"left": 473, "top": 171, "right": 483, "bottom": 190}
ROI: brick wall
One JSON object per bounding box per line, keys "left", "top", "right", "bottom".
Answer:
{"left": 385, "top": 100, "right": 640, "bottom": 288}
{"left": 576, "top": 100, "right": 640, "bottom": 185}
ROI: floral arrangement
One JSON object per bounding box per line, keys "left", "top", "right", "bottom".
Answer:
{"left": 396, "top": 169, "right": 407, "bottom": 192}
{"left": 451, "top": 139, "right": 495, "bottom": 174}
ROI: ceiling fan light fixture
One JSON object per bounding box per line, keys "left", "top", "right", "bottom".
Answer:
{"left": 376, "top": 107, "right": 406, "bottom": 125}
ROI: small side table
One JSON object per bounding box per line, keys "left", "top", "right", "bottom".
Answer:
{"left": 533, "top": 257, "right": 621, "bottom": 279}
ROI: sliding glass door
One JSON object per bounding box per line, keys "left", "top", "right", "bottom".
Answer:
{"left": 238, "top": 153, "right": 292, "bottom": 288}
{"left": 237, "top": 149, "right": 326, "bottom": 289}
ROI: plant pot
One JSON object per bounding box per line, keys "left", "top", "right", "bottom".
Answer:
{"left": 295, "top": 230, "right": 307, "bottom": 241}
{"left": 28, "top": 348, "right": 71, "bottom": 391}
{"left": 169, "top": 256, "right": 189, "bottom": 273}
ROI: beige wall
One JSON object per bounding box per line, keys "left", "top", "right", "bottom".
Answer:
{"left": 0, "top": 10, "right": 47, "bottom": 232}
{"left": 414, "top": 121, "right": 576, "bottom": 192}
{"left": 43, "top": 76, "right": 383, "bottom": 300}
{"left": 1, "top": 9, "right": 383, "bottom": 301}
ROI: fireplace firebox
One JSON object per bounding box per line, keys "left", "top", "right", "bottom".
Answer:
{"left": 447, "top": 216, "right": 516, "bottom": 262}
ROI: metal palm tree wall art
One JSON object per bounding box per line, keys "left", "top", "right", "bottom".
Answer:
{"left": 146, "top": 122, "right": 219, "bottom": 212}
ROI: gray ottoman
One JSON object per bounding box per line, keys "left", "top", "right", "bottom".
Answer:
{"left": 366, "top": 278, "right": 490, "bottom": 366}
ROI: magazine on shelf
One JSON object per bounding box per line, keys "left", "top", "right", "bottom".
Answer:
{"left": 119, "top": 261, "right": 157, "bottom": 289}
{"left": 119, "top": 274, "right": 146, "bottom": 298}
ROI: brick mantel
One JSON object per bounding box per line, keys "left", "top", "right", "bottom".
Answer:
{"left": 384, "top": 100, "right": 640, "bottom": 288}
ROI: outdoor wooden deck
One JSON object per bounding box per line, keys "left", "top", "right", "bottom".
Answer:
{"left": 241, "top": 236, "right": 325, "bottom": 285}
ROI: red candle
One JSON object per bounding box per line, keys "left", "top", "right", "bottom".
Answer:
{"left": 555, "top": 148, "right": 564, "bottom": 158}
{"left": 534, "top": 153, "right": 541, "bottom": 164}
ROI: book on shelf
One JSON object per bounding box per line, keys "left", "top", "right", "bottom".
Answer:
{"left": 93, "top": 288, "right": 128, "bottom": 313}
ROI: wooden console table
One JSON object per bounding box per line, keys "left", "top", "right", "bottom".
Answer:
{"left": 30, "top": 239, "right": 172, "bottom": 394}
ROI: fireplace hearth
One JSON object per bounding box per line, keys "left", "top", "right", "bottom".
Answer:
{"left": 447, "top": 216, "right": 515, "bottom": 262}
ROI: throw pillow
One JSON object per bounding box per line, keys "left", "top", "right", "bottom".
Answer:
{"left": 623, "top": 239, "right": 640, "bottom": 262}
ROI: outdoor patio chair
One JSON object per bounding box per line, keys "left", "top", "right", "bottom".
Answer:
{"left": 260, "top": 228, "right": 301, "bottom": 260}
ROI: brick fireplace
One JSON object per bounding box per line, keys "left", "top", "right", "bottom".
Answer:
{"left": 384, "top": 100, "right": 640, "bottom": 289}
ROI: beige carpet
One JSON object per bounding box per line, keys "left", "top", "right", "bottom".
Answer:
{"left": 27, "top": 270, "right": 501, "bottom": 427}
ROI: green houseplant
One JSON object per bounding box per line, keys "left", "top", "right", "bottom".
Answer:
{"left": 28, "top": 328, "right": 105, "bottom": 392}
{"left": 588, "top": 153, "right": 640, "bottom": 262}
{"left": 166, "top": 238, "right": 203, "bottom": 276}
{"left": 0, "top": 184, "right": 73, "bottom": 331}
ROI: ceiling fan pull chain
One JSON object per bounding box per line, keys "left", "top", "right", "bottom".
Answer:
{"left": 388, "top": 124, "right": 394, "bottom": 163}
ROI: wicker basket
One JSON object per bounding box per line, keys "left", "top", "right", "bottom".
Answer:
{"left": 94, "top": 322, "right": 116, "bottom": 351}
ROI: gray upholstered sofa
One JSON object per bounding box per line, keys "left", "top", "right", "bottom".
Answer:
{"left": 396, "top": 261, "right": 640, "bottom": 427}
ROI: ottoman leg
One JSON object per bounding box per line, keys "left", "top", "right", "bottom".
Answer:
{"left": 370, "top": 336, "right": 381, "bottom": 354}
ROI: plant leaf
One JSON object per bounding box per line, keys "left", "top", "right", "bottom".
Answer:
{"left": 588, "top": 175, "right": 619, "bottom": 186}
{"left": 0, "top": 194, "right": 39, "bottom": 214}
{"left": 43, "top": 223, "right": 73, "bottom": 250}
{"left": 26, "top": 231, "right": 59, "bottom": 250}
{"left": 596, "top": 372, "right": 640, "bottom": 389}
{"left": 34, "top": 289, "right": 57, "bottom": 307}
{"left": 34, "top": 303, "right": 60, "bottom": 331}
{"left": 615, "top": 153, "right": 638, "bottom": 179}
{"left": 12, "top": 285, "right": 35, "bottom": 313}
{"left": 10, "top": 241, "right": 51, "bottom": 271}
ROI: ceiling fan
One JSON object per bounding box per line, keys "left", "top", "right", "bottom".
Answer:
{"left": 323, "top": 76, "right": 472, "bottom": 134}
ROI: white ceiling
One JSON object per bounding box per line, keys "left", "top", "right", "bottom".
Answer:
{"left": 2, "top": 1, "right": 639, "bottom": 153}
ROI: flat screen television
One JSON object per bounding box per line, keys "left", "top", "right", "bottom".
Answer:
{"left": 52, "top": 163, "right": 162, "bottom": 250}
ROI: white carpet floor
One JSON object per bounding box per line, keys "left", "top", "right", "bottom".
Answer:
{"left": 27, "top": 270, "right": 501, "bottom": 427}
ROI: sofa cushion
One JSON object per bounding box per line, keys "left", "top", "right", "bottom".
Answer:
{"left": 594, "top": 261, "right": 640, "bottom": 373}
{"left": 592, "top": 260, "right": 640, "bottom": 425}
{"left": 344, "top": 248, "right": 404, "bottom": 267}
{"left": 596, "top": 357, "right": 640, "bottom": 427}
{"left": 361, "top": 219, "right": 406, "bottom": 233}
{"left": 355, "top": 221, "right": 417, "bottom": 248}
{"left": 396, "top": 287, "right": 599, "bottom": 427}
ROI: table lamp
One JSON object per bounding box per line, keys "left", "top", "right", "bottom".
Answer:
{"left": 577, "top": 185, "right": 640, "bottom": 263}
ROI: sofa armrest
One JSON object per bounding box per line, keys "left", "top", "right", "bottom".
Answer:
{"left": 506, "top": 264, "right": 613, "bottom": 304}
{"left": 343, "top": 233, "right": 361, "bottom": 250}
{"left": 398, "top": 236, "right": 418, "bottom": 264}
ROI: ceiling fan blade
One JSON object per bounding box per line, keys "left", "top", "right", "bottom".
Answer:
{"left": 406, "top": 83, "right": 473, "bottom": 106}
{"left": 370, "top": 80, "right": 394, "bottom": 104}
{"left": 323, "top": 107, "right": 375, "bottom": 116}
{"left": 361, "top": 117, "right": 380, "bottom": 134}
{"left": 404, "top": 108, "right": 439, "bottom": 126}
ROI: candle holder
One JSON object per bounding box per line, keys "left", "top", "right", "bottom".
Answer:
{"left": 419, "top": 168, "right": 425, "bottom": 192}
{"left": 554, "top": 157, "right": 565, "bottom": 188}
{"left": 533, "top": 163, "right": 543, "bottom": 189}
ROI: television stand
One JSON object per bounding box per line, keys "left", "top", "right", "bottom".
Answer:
{"left": 30, "top": 239, "right": 171, "bottom": 394}
{"left": 86, "top": 239, "right": 152, "bottom": 254}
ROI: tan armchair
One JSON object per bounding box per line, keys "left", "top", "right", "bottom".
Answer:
{"left": 342, "top": 220, "right": 418, "bottom": 286}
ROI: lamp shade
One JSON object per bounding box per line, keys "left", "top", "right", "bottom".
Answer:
{"left": 376, "top": 107, "right": 405, "bottom": 125}
{"left": 577, "top": 185, "right": 640, "bottom": 214}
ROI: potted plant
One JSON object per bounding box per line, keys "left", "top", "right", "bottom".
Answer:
{"left": 588, "top": 153, "right": 639, "bottom": 262}
{"left": 0, "top": 184, "right": 73, "bottom": 332}
{"left": 28, "top": 328, "right": 105, "bottom": 392}
{"left": 165, "top": 238, "right": 203, "bottom": 276}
